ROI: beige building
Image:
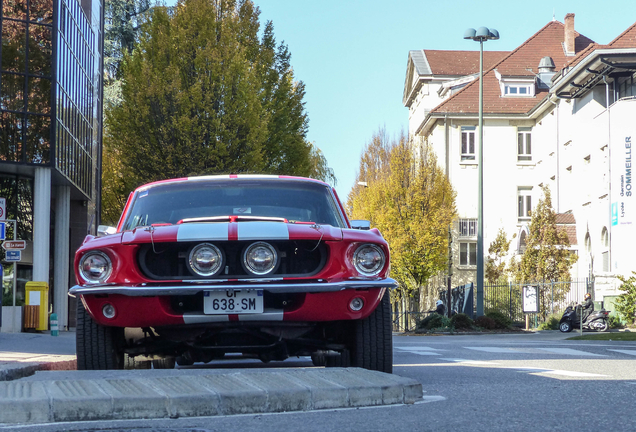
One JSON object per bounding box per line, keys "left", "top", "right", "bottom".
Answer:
{"left": 404, "top": 14, "right": 636, "bottom": 305}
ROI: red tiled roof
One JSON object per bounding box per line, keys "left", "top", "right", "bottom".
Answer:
{"left": 555, "top": 213, "right": 577, "bottom": 245}
{"left": 555, "top": 213, "right": 576, "bottom": 224}
{"left": 561, "top": 226, "right": 578, "bottom": 245}
{"left": 431, "top": 21, "right": 595, "bottom": 116}
{"left": 608, "top": 21, "right": 636, "bottom": 48}
{"left": 424, "top": 50, "right": 509, "bottom": 76}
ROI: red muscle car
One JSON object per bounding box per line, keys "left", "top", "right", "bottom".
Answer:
{"left": 71, "top": 175, "right": 396, "bottom": 372}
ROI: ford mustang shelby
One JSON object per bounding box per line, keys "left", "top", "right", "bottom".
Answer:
{"left": 70, "top": 175, "right": 396, "bottom": 372}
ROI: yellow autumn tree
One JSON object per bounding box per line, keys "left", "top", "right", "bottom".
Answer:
{"left": 348, "top": 130, "right": 456, "bottom": 310}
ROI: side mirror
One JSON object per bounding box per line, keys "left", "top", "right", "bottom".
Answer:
{"left": 350, "top": 220, "right": 371, "bottom": 230}
{"left": 97, "top": 225, "right": 117, "bottom": 237}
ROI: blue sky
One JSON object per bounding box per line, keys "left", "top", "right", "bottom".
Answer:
{"left": 165, "top": 0, "right": 635, "bottom": 201}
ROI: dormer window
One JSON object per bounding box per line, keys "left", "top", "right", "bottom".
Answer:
{"left": 505, "top": 85, "right": 531, "bottom": 96}
{"left": 494, "top": 70, "right": 535, "bottom": 97}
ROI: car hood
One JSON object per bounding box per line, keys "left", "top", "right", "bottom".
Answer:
{"left": 119, "top": 221, "right": 344, "bottom": 244}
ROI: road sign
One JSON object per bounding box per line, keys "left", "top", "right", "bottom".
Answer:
{"left": 2, "top": 240, "right": 26, "bottom": 250}
{"left": 0, "top": 198, "right": 5, "bottom": 221}
{"left": 5, "top": 250, "right": 20, "bottom": 262}
{"left": 0, "top": 222, "right": 4, "bottom": 241}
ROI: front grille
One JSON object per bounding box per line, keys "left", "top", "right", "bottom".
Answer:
{"left": 138, "top": 240, "right": 327, "bottom": 280}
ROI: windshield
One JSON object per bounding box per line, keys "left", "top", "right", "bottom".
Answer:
{"left": 122, "top": 179, "right": 345, "bottom": 230}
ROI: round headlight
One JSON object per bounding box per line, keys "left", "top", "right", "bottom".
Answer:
{"left": 79, "top": 251, "right": 112, "bottom": 283}
{"left": 243, "top": 242, "right": 278, "bottom": 276}
{"left": 353, "top": 244, "right": 385, "bottom": 276}
{"left": 189, "top": 243, "right": 224, "bottom": 277}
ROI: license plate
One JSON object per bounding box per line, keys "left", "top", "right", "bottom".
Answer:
{"left": 203, "top": 290, "right": 263, "bottom": 314}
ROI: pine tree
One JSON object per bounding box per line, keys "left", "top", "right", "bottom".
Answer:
{"left": 485, "top": 228, "right": 512, "bottom": 283}
{"left": 511, "top": 185, "right": 578, "bottom": 318}
{"left": 101, "top": 0, "right": 334, "bottom": 222}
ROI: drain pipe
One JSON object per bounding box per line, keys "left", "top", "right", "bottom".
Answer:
{"left": 603, "top": 75, "right": 612, "bottom": 272}
{"left": 549, "top": 95, "right": 560, "bottom": 212}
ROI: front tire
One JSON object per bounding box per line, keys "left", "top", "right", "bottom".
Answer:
{"left": 595, "top": 320, "right": 609, "bottom": 332}
{"left": 559, "top": 321, "right": 572, "bottom": 333}
{"left": 350, "top": 290, "right": 393, "bottom": 373}
{"left": 76, "top": 301, "right": 125, "bottom": 370}
{"left": 152, "top": 357, "right": 176, "bottom": 369}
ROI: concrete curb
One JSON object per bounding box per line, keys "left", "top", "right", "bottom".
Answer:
{"left": 0, "top": 357, "right": 77, "bottom": 382}
{"left": 0, "top": 368, "right": 423, "bottom": 425}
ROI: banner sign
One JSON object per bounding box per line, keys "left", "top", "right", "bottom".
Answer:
{"left": 522, "top": 285, "right": 539, "bottom": 313}
{"left": 610, "top": 100, "right": 635, "bottom": 274}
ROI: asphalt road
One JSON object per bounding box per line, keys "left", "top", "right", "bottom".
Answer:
{"left": 4, "top": 331, "right": 636, "bottom": 432}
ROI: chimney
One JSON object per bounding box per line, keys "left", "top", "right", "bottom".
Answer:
{"left": 564, "top": 13, "right": 575, "bottom": 56}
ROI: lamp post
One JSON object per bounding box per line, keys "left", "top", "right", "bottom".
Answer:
{"left": 464, "top": 27, "right": 499, "bottom": 316}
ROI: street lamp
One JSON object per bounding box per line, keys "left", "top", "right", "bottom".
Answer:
{"left": 464, "top": 27, "right": 499, "bottom": 317}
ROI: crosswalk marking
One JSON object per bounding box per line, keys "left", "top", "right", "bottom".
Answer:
{"left": 465, "top": 347, "right": 527, "bottom": 354}
{"left": 395, "top": 347, "right": 444, "bottom": 356}
{"left": 536, "top": 347, "right": 607, "bottom": 357}
{"left": 439, "top": 358, "right": 499, "bottom": 365}
{"left": 509, "top": 367, "right": 607, "bottom": 378}
{"left": 607, "top": 349, "right": 636, "bottom": 356}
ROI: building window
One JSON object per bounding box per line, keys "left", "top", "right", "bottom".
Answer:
{"left": 618, "top": 73, "right": 635, "bottom": 99}
{"left": 518, "top": 187, "right": 532, "bottom": 221}
{"left": 504, "top": 84, "right": 534, "bottom": 96}
{"left": 459, "top": 218, "right": 477, "bottom": 237}
{"left": 518, "top": 127, "right": 532, "bottom": 161}
{"left": 459, "top": 242, "right": 476, "bottom": 266}
{"left": 461, "top": 126, "right": 475, "bottom": 161}
{"left": 601, "top": 227, "right": 609, "bottom": 272}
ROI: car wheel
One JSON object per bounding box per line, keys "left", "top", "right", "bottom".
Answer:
{"left": 350, "top": 290, "right": 393, "bottom": 373}
{"left": 559, "top": 321, "right": 572, "bottom": 333}
{"left": 311, "top": 352, "right": 327, "bottom": 367}
{"left": 152, "top": 357, "right": 176, "bottom": 369}
{"left": 76, "top": 301, "right": 125, "bottom": 370}
{"left": 325, "top": 349, "right": 350, "bottom": 368}
{"left": 124, "top": 354, "right": 151, "bottom": 369}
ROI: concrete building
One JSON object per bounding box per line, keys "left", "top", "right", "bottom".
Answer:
{"left": 0, "top": 0, "right": 104, "bottom": 331}
{"left": 404, "top": 14, "right": 636, "bottom": 304}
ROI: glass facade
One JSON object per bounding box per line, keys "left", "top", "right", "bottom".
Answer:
{"left": 0, "top": 0, "right": 103, "bottom": 198}
{"left": 0, "top": 174, "right": 33, "bottom": 306}
{"left": 1, "top": 0, "right": 53, "bottom": 164}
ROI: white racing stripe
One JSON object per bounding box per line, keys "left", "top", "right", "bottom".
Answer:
{"left": 177, "top": 223, "right": 229, "bottom": 241}
{"left": 237, "top": 222, "right": 290, "bottom": 240}
{"left": 238, "top": 309, "right": 284, "bottom": 321}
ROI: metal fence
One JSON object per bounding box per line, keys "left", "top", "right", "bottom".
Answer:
{"left": 391, "top": 279, "right": 592, "bottom": 331}
{"left": 484, "top": 279, "right": 592, "bottom": 322}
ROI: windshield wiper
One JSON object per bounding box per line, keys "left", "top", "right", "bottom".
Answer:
{"left": 178, "top": 215, "right": 288, "bottom": 224}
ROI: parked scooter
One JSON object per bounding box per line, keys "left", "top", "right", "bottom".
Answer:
{"left": 559, "top": 302, "right": 610, "bottom": 332}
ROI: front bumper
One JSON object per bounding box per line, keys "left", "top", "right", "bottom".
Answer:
{"left": 69, "top": 278, "right": 397, "bottom": 296}
{"left": 74, "top": 279, "right": 397, "bottom": 328}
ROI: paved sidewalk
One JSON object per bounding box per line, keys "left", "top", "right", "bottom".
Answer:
{"left": 0, "top": 331, "right": 77, "bottom": 381}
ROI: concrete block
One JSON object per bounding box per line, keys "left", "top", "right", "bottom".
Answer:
{"left": 284, "top": 369, "right": 348, "bottom": 410}
{"left": 198, "top": 373, "right": 267, "bottom": 415}
{"left": 46, "top": 380, "right": 112, "bottom": 422}
{"left": 240, "top": 371, "right": 312, "bottom": 413}
{"left": 143, "top": 376, "right": 221, "bottom": 418}
{"left": 349, "top": 368, "right": 423, "bottom": 405}
{"left": 318, "top": 368, "right": 383, "bottom": 407}
{"left": 0, "top": 381, "right": 50, "bottom": 424}
{"left": 98, "top": 379, "right": 168, "bottom": 420}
